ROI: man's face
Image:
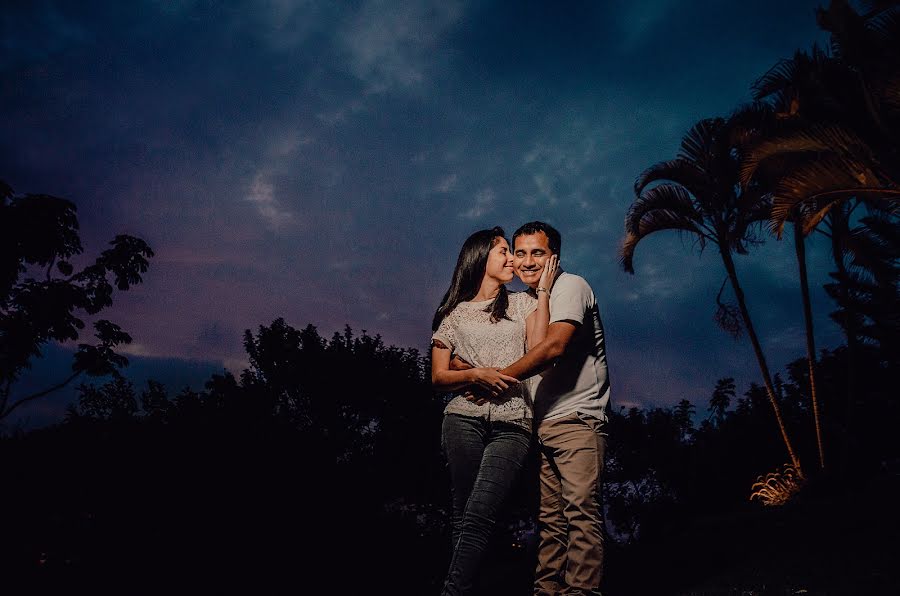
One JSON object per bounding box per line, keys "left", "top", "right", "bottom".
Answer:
{"left": 513, "top": 231, "right": 553, "bottom": 289}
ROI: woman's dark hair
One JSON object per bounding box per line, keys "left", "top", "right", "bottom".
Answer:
{"left": 432, "top": 226, "right": 511, "bottom": 331}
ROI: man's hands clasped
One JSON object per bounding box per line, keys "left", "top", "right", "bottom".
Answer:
{"left": 449, "top": 357, "right": 517, "bottom": 401}
{"left": 470, "top": 367, "right": 519, "bottom": 398}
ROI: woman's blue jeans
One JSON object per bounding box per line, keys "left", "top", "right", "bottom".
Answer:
{"left": 441, "top": 413, "right": 531, "bottom": 596}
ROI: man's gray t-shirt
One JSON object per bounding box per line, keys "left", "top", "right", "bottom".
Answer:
{"left": 531, "top": 271, "right": 611, "bottom": 426}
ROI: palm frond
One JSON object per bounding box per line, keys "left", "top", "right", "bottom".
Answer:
{"left": 818, "top": 0, "right": 870, "bottom": 61}
{"left": 803, "top": 189, "right": 900, "bottom": 235}
{"left": 678, "top": 118, "right": 724, "bottom": 169}
{"left": 624, "top": 183, "right": 703, "bottom": 235}
{"left": 728, "top": 102, "right": 779, "bottom": 149}
{"left": 732, "top": 189, "right": 773, "bottom": 250}
{"left": 633, "top": 159, "right": 711, "bottom": 199}
{"left": 879, "top": 75, "right": 900, "bottom": 109}
{"left": 859, "top": 211, "right": 900, "bottom": 248}
{"left": 620, "top": 208, "right": 706, "bottom": 274}
{"left": 866, "top": 4, "right": 900, "bottom": 44}
{"left": 752, "top": 56, "right": 800, "bottom": 102}
{"left": 863, "top": 196, "right": 900, "bottom": 218}
{"left": 847, "top": 213, "right": 900, "bottom": 284}
{"left": 752, "top": 48, "right": 830, "bottom": 102}
{"left": 768, "top": 154, "right": 874, "bottom": 235}
{"left": 740, "top": 123, "right": 876, "bottom": 188}
{"left": 858, "top": 0, "right": 900, "bottom": 16}
{"left": 858, "top": 0, "right": 900, "bottom": 32}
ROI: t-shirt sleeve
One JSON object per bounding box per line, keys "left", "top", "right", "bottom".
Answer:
{"left": 550, "top": 276, "right": 593, "bottom": 326}
{"left": 431, "top": 314, "right": 456, "bottom": 351}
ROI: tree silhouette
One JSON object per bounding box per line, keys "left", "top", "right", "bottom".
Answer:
{"left": 741, "top": 2, "right": 900, "bottom": 237}
{"left": 708, "top": 377, "right": 736, "bottom": 426}
{"left": 0, "top": 180, "right": 154, "bottom": 422}
{"left": 673, "top": 399, "right": 696, "bottom": 442}
{"left": 70, "top": 376, "right": 138, "bottom": 421}
{"left": 823, "top": 209, "right": 900, "bottom": 467}
{"left": 737, "top": 1, "right": 900, "bottom": 467}
{"left": 729, "top": 98, "right": 830, "bottom": 470}
{"left": 621, "top": 116, "right": 805, "bottom": 480}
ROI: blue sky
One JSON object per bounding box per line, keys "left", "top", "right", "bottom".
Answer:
{"left": 2, "top": 0, "right": 841, "bottom": 426}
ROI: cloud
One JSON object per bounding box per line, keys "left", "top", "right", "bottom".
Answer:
{"left": 243, "top": 0, "right": 335, "bottom": 50}
{"left": 117, "top": 342, "right": 158, "bottom": 358}
{"left": 338, "top": 0, "right": 464, "bottom": 92}
{"left": 460, "top": 187, "right": 495, "bottom": 219}
{"left": 317, "top": 99, "right": 366, "bottom": 126}
{"left": 245, "top": 171, "right": 297, "bottom": 231}
{"left": 435, "top": 173, "right": 458, "bottom": 193}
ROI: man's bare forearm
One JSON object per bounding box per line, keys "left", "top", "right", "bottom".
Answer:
{"left": 501, "top": 321, "right": 576, "bottom": 381}
{"left": 500, "top": 338, "right": 565, "bottom": 380}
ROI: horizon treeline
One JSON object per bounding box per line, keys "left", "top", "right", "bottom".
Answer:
{"left": 4, "top": 316, "right": 897, "bottom": 593}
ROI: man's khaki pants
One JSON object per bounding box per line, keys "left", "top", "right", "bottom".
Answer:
{"left": 533, "top": 412, "right": 606, "bottom": 596}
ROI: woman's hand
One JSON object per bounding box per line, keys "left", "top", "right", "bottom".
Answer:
{"left": 538, "top": 254, "right": 559, "bottom": 293}
{"left": 469, "top": 367, "right": 519, "bottom": 396}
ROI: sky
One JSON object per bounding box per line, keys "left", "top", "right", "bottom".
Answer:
{"left": 2, "top": 0, "right": 843, "bottom": 428}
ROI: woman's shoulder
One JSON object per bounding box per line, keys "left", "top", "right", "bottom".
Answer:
{"left": 509, "top": 290, "right": 536, "bottom": 304}
{"left": 508, "top": 290, "right": 537, "bottom": 317}
{"left": 439, "top": 300, "right": 481, "bottom": 325}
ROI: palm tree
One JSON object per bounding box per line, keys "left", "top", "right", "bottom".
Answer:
{"left": 708, "top": 377, "right": 736, "bottom": 426}
{"left": 741, "top": 1, "right": 900, "bottom": 237}
{"left": 832, "top": 211, "right": 900, "bottom": 354}
{"left": 821, "top": 204, "right": 900, "bottom": 469}
{"left": 621, "top": 116, "right": 805, "bottom": 480}
{"left": 738, "top": 0, "right": 900, "bottom": 468}
{"left": 729, "top": 100, "right": 829, "bottom": 470}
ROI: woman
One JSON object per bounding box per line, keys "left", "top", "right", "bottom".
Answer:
{"left": 431, "top": 226, "right": 558, "bottom": 595}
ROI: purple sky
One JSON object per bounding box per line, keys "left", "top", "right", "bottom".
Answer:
{"left": 2, "top": 1, "right": 842, "bottom": 427}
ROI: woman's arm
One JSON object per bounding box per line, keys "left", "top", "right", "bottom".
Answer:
{"left": 431, "top": 342, "right": 519, "bottom": 395}
{"left": 525, "top": 254, "right": 559, "bottom": 350}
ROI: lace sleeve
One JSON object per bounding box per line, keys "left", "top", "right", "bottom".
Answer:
{"left": 511, "top": 291, "right": 537, "bottom": 321}
{"left": 521, "top": 292, "right": 537, "bottom": 320}
{"left": 431, "top": 313, "right": 456, "bottom": 351}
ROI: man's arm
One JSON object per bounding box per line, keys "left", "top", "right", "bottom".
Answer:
{"left": 432, "top": 345, "right": 518, "bottom": 395}
{"left": 500, "top": 319, "right": 579, "bottom": 380}
{"left": 449, "top": 355, "right": 473, "bottom": 371}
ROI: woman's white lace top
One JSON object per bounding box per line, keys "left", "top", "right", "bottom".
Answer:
{"left": 432, "top": 291, "right": 538, "bottom": 431}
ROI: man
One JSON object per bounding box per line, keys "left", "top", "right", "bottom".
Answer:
{"left": 500, "top": 221, "right": 611, "bottom": 596}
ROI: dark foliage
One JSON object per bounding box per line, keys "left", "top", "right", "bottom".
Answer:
{"left": 0, "top": 180, "right": 153, "bottom": 421}
{"left": 3, "top": 318, "right": 897, "bottom": 594}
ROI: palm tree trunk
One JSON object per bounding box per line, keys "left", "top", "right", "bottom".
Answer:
{"left": 720, "top": 247, "right": 804, "bottom": 477}
{"left": 794, "top": 220, "right": 825, "bottom": 470}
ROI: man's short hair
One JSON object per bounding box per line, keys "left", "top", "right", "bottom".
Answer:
{"left": 513, "top": 221, "right": 562, "bottom": 256}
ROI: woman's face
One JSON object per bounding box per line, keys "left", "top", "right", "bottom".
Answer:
{"left": 484, "top": 237, "right": 515, "bottom": 284}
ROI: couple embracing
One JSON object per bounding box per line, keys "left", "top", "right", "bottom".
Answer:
{"left": 431, "top": 221, "right": 611, "bottom": 596}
